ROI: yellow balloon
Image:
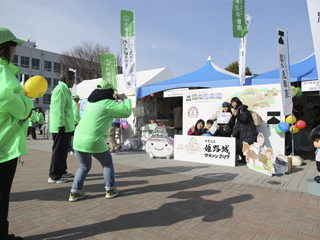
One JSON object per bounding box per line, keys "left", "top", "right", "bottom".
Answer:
{"left": 289, "top": 125, "right": 300, "bottom": 134}
{"left": 291, "top": 86, "right": 298, "bottom": 94}
{"left": 286, "top": 115, "right": 297, "bottom": 124}
{"left": 23, "top": 76, "right": 48, "bottom": 98}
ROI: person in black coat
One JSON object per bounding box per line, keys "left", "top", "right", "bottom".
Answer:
{"left": 231, "top": 97, "right": 258, "bottom": 163}
{"left": 217, "top": 102, "right": 236, "bottom": 137}
{"left": 173, "top": 99, "right": 183, "bottom": 135}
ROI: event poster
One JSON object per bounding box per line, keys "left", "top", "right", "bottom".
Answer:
{"left": 174, "top": 135, "right": 236, "bottom": 167}
{"left": 182, "top": 84, "right": 285, "bottom": 157}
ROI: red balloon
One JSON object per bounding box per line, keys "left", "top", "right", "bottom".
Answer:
{"left": 141, "top": 96, "right": 147, "bottom": 100}
{"left": 151, "top": 93, "right": 157, "bottom": 97}
{"left": 295, "top": 120, "right": 306, "bottom": 129}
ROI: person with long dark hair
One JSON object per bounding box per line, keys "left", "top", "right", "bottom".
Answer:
{"left": 0, "top": 27, "right": 33, "bottom": 240}
{"left": 231, "top": 97, "right": 258, "bottom": 163}
{"left": 187, "top": 119, "right": 205, "bottom": 136}
{"left": 68, "top": 81, "right": 132, "bottom": 202}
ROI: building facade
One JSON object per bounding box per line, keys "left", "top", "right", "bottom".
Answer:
{"left": 14, "top": 40, "right": 63, "bottom": 111}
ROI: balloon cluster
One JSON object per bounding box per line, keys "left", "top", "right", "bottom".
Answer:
{"left": 121, "top": 120, "right": 129, "bottom": 129}
{"left": 291, "top": 86, "right": 303, "bottom": 98}
{"left": 275, "top": 115, "right": 306, "bottom": 135}
{"left": 141, "top": 93, "right": 157, "bottom": 100}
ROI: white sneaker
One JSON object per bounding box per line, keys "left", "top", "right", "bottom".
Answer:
{"left": 48, "top": 177, "right": 68, "bottom": 183}
{"left": 62, "top": 172, "right": 74, "bottom": 178}
{"left": 69, "top": 151, "right": 75, "bottom": 155}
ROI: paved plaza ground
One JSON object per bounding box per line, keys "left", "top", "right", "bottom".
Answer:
{"left": 7, "top": 138, "right": 320, "bottom": 239}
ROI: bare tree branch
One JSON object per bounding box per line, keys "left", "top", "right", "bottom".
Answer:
{"left": 60, "top": 40, "right": 122, "bottom": 83}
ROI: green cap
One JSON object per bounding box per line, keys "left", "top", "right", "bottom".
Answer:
{"left": 72, "top": 94, "right": 80, "bottom": 99}
{"left": 96, "top": 81, "right": 117, "bottom": 91}
{"left": 0, "top": 27, "right": 26, "bottom": 46}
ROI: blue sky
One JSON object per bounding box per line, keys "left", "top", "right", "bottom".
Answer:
{"left": 1, "top": 0, "right": 314, "bottom": 77}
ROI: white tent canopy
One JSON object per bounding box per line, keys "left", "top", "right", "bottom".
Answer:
{"left": 75, "top": 67, "right": 174, "bottom": 99}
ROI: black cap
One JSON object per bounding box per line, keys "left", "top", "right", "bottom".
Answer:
{"left": 222, "top": 102, "right": 230, "bottom": 107}
{"left": 310, "top": 125, "right": 320, "bottom": 140}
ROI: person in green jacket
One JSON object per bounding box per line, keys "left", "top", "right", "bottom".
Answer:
{"left": 28, "top": 109, "right": 37, "bottom": 140}
{"left": 68, "top": 95, "right": 81, "bottom": 155}
{"left": 0, "top": 27, "right": 33, "bottom": 240}
{"left": 36, "top": 108, "right": 44, "bottom": 135}
{"left": 48, "top": 70, "right": 75, "bottom": 184}
{"left": 69, "top": 81, "right": 132, "bottom": 202}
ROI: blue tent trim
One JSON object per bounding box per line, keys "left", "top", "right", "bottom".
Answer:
{"left": 136, "top": 57, "right": 240, "bottom": 99}
{"left": 245, "top": 53, "right": 318, "bottom": 86}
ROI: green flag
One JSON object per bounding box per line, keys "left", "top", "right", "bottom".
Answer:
{"left": 232, "top": 0, "right": 248, "bottom": 38}
{"left": 100, "top": 54, "right": 117, "bottom": 92}
{"left": 121, "top": 10, "right": 135, "bottom": 37}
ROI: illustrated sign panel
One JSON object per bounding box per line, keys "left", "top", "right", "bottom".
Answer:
{"left": 174, "top": 135, "right": 236, "bottom": 167}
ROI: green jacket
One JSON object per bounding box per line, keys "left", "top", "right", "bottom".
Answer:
{"left": 73, "top": 98, "right": 132, "bottom": 153}
{"left": 72, "top": 100, "right": 80, "bottom": 124}
{"left": 0, "top": 58, "right": 34, "bottom": 163}
{"left": 49, "top": 81, "right": 74, "bottom": 133}
{"left": 28, "top": 110, "right": 37, "bottom": 127}
{"left": 37, "top": 112, "right": 44, "bottom": 124}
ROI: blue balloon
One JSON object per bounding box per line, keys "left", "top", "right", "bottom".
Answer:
{"left": 278, "top": 122, "right": 290, "bottom": 132}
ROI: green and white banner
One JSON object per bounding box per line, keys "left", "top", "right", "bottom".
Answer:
{"left": 232, "top": 0, "right": 248, "bottom": 38}
{"left": 306, "top": 0, "right": 320, "bottom": 94}
{"left": 100, "top": 54, "right": 117, "bottom": 91}
{"left": 121, "top": 10, "right": 135, "bottom": 37}
{"left": 277, "top": 27, "right": 292, "bottom": 116}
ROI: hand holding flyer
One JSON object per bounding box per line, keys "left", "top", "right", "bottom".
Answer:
{"left": 217, "top": 112, "right": 231, "bottom": 124}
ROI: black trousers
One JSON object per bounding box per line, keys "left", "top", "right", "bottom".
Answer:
{"left": 49, "top": 132, "right": 71, "bottom": 180}
{"left": 31, "top": 127, "right": 36, "bottom": 139}
{"left": 39, "top": 124, "right": 43, "bottom": 134}
{"left": 0, "top": 158, "right": 18, "bottom": 239}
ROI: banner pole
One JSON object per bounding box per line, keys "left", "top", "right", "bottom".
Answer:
{"left": 286, "top": 28, "right": 294, "bottom": 157}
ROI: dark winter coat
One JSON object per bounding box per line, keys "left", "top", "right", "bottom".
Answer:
{"left": 173, "top": 105, "right": 182, "bottom": 129}
{"left": 218, "top": 112, "right": 236, "bottom": 137}
{"left": 234, "top": 104, "right": 258, "bottom": 153}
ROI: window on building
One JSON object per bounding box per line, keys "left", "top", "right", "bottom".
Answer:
{"left": 53, "top": 78, "right": 59, "bottom": 87}
{"left": 20, "top": 56, "right": 29, "bottom": 68}
{"left": 44, "top": 61, "right": 52, "bottom": 71}
{"left": 34, "top": 98, "right": 39, "bottom": 104}
{"left": 32, "top": 58, "right": 40, "bottom": 70}
{"left": 46, "top": 77, "right": 51, "bottom": 88}
{"left": 12, "top": 55, "right": 18, "bottom": 66}
{"left": 54, "top": 62, "right": 61, "bottom": 73}
{"left": 43, "top": 94, "right": 51, "bottom": 104}
{"left": 20, "top": 74, "right": 29, "bottom": 82}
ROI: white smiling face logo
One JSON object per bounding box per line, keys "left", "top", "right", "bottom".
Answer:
{"left": 123, "top": 15, "right": 130, "bottom": 22}
{"left": 145, "top": 126, "right": 174, "bottom": 159}
{"left": 104, "top": 59, "right": 111, "bottom": 66}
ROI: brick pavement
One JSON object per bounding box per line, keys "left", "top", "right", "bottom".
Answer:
{"left": 7, "top": 144, "right": 320, "bottom": 240}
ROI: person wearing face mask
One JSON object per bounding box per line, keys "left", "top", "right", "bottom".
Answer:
{"left": 0, "top": 27, "right": 34, "bottom": 240}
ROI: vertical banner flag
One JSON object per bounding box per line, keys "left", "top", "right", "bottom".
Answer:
{"left": 100, "top": 54, "right": 117, "bottom": 92}
{"left": 121, "top": 10, "right": 136, "bottom": 90}
{"left": 232, "top": 0, "right": 248, "bottom": 38}
{"left": 306, "top": 0, "right": 320, "bottom": 94}
{"left": 239, "top": 14, "right": 252, "bottom": 85}
{"left": 277, "top": 27, "right": 292, "bottom": 116}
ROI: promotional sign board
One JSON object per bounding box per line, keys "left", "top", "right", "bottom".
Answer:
{"left": 163, "top": 88, "right": 188, "bottom": 98}
{"left": 174, "top": 135, "right": 236, "bottom": 167}
{"left": 302, "top": 80, "right": 320, "bottom": 92}
{"left": 182, "top": 84, "right": 285, "bottom": 157}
